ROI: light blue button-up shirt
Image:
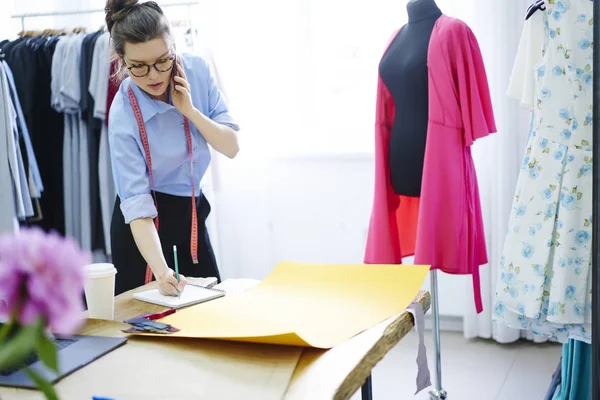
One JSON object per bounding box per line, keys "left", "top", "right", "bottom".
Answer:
{"left": 108, "top": 53, "right": 239, "bottom": 224}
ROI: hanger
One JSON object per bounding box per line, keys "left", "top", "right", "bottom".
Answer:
{"left": 19, "top": 30, "right": 42, "bottom": 38}
{"left": 41, "top": 29, "right": 56, "bottom": 38}
{"left": 27, "top": 198, "right": 44, "bottom": 223}
{"left": 525, "top": 0, "right": 545, "bottom": 20}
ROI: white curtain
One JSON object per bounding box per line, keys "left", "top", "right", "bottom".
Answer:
{"left": 460, "top": 1, "right": 549, "bottom": 343}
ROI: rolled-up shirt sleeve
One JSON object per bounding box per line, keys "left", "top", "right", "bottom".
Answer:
{"left": 108, "top": 130, "right": 157, "bottom": 224}
{"left": 204, "top": 62, "right": 240, "bottom": 132}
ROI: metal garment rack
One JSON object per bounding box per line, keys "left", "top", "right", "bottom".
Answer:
{"left": 428, "top": 270, "right": 446, "bottom": 399}
{"left": 592, "top": 1, "right": 599, "bottom": 400}
{"left": 11, "top": 1, "right": 200, "bottom": 32}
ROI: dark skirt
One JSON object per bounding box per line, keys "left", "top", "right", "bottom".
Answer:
{"left": 110, "top": 191, "right": 221, "bottom": 296}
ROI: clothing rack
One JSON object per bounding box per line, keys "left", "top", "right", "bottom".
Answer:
{"left": 11, "top": 1, "right": 200, "bottom": 32}
{"left": 592, "top": 1, "right": 599, "bottom": 399}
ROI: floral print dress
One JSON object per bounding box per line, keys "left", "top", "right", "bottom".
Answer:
{"left": 493, "top": 0, "right": 593, "bottom": 344}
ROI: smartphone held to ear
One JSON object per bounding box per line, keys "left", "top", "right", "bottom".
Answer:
{"left": 171, "top": 54, "right": 178, "bottom": 82}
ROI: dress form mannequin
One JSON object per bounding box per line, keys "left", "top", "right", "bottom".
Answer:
{"left": 379, "top": 0, "right": 442, "bottom": 196}
{"left": 366, "top": 0, "right": 495, "bottom": 397}
{"left": 378, "top": 1, "right": 447, "bottom": 398}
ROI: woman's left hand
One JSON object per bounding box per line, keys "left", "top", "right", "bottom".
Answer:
{"left": 171, "top": 60, "right": 195, "bottom": 118}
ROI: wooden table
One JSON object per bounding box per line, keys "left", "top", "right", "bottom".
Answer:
{"left": 1, "top": 279, "right": 430, "bottom": 400}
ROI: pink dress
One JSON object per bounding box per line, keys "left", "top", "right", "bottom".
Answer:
{"left": 364, "top": 15, "right": 496, "bottom": 313}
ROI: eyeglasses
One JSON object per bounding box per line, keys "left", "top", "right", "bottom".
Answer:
{"left": 125, "top": 56, "right": 175, "bottom": 78}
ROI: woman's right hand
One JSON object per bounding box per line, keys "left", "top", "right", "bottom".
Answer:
{"left": 128, "top": 218, "right": 187, "bottom": 296}
{"left": 156, "top": 268, "right": 187, "bottom": 296}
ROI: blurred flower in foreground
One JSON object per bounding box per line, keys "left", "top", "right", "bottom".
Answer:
{"left": 0, "top": 227, "right": 91, "bottom": 399}
{"left": 0, "top": 227, "right": 90, "bottom": 334}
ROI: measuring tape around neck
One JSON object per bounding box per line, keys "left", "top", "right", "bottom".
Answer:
{"left": 127, "top": 85, "right": 199, "bottom": 285}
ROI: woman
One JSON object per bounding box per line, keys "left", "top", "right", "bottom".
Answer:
{"left": 105, "top": 0, "right": 239, "bottom": 296}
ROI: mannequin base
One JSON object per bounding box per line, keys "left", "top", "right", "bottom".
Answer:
{"left": 429, "top": 388, "right": 448, "bottom": 399}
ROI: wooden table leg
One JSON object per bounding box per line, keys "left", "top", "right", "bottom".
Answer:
{"left": 361, "top": 374, "right": 373, "bottom": 400}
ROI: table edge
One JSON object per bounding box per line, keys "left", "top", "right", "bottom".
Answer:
{"left": 333, "top": 290, "right": 431, "bottom": 399}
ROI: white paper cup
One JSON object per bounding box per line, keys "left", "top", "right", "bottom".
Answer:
{"left": 83, "top": 263, "right": 117, "bottom": 320}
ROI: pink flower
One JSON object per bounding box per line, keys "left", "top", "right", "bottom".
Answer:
{"left": 0, "top": 227, "right": 91, "bottom": 335}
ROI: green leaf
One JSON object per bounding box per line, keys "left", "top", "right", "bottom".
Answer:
{"left": 549, "top": 184, "right": 557, "bottom": 190}
{"left": 24, "top": 367, "right": 60, "bottom": 400}
{"left": 542, "top": 148, "right": 550, "bottom": 153}
{"left": 572, "top": 187, "right": 577, "bottom": 194}
{"left": 0, "top": 319, "right": 44, "bottom": 371}
{"left": 585, "top": 219, "right": 591, "bottom": 227}
{"left": 37, "top": 332, "right": 59, "bottom": 373}
{"left": 582, "top": 140, "right": 590, "bottom": 146}
{"left": 585, "top": 64, "right": 592, "bottom": 72}
{"left": 577, "top": 172, "right": 582, "bottom": 178}
{"left": 0, "top": 321, "right": 13, "bottom": 345}
{"left": 577, "top": 192, "right": 583, "bottom": 201}
{"left": 515, "top": 267, "right": 521, "bottom": 274}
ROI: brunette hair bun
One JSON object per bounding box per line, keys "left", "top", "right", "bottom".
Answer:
{"left": 104, "top": 0, "right": 173, "bottom": 79}
{"left": 104, "top": 0, "right": 140, "bottom": 34}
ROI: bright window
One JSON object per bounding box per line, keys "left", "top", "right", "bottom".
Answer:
{"left": 203, "top": 0, "right": 475, "bottom": 156}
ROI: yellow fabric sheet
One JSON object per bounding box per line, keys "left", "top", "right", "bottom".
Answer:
{"left": 138, "top": 262, "right": 430, "bottom": 349}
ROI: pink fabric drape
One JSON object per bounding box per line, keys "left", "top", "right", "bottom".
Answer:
{"left": 365, "top": 16, "right": 496, "bottom": 314}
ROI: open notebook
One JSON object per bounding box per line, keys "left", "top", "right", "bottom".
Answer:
{"left": 133, "top": 284, "right": 225, "bottom": 309}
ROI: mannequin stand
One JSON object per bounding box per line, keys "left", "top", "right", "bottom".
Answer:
{"left": 428, "top": 270, "right": 447, "bottom": 400}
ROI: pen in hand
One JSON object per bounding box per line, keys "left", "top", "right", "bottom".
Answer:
{"left": 173, "top": 245, "right": 180, "bottom": 298}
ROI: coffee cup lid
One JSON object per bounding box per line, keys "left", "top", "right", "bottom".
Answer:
{"left": 84, "top": 263, "right": 117, "bottom": 278}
